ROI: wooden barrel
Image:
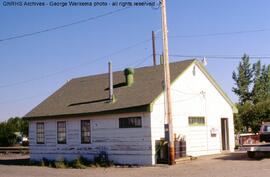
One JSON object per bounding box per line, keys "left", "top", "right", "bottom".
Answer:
{"left": 179, "top": 139, "right": 186, "bottom": 157}
{"left": 174, "top": 141, "right": 180, "bottom": 158}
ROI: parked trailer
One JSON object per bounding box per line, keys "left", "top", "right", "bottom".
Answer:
{"left": 0, "top": 147, "right": 29, "bottom": 154}
{"left": 239, "top": 143, "right": 270, "bottom": 158}
{"left": 239, "top": 122, "right": 270, "bottom": 158}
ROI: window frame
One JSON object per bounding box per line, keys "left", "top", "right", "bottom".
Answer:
{"left": 81, "top": 120, "right": 91, "bottom": 144}
{"left": 119, "top": 117, "right": 142, "bottom": 128}
{"left": 57, "top": 121, "right": 67, "bottom": 144}
{"left": 36, "top": 122, "right": 45, "bottom": 144}
{"left": 188, "top": 116, "right": 206, "bottom": 126}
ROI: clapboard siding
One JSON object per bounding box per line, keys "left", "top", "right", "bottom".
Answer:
{"left": 29, "top": 112, "right": 153, "bottom": 165}
{"left": 29, "top": 62, "right": 235, "bottom": 165}
{"left": 150, "top": 62, "right": 235, "bottom": 158}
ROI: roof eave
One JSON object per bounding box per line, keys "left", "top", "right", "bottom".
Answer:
{"left": 194, "top": 60, "right": 238, "bottom": 113}
{"left": 24, "top": 104, "right": 152, "bottom": 120}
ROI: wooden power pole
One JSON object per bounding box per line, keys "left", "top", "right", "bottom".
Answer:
{"left": 161, "top": 0, "right": 175, "bottom": 165}
{"left": 152, "top": 31, "right": 157, "bottom": 66}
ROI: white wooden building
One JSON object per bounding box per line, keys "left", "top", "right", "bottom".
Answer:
{"left": 24, "top": 60, "right": 237, "bottom": 165}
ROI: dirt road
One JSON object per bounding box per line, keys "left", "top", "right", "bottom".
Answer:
{"left": 0, "top": 152, "right": 269, "bottom": 177}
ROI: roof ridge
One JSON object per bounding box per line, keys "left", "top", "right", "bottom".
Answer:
{"left": 24, "top": 59, "right": 198, "bottom": 119}
{"left": 70, "top": 59, "right": 197, "bottom": 81}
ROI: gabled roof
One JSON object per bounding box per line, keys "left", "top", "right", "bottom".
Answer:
{"left": 24, "top": 59, "right": 237, "bottom": 119}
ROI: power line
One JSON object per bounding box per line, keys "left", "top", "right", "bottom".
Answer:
{"left": 0, "top": 7, "right": 129, "bottom": 42}
{"left": 0, "top": 38, "right": 152, "bottom": 88}
{"left": 168, "top": 28, "right": 270, "bottom": 38}
{"left": 168, "top": 54, "right": 270, "bottom": 60}
{"left": 133, "top": 54, "right": 153, "bottom": 67}
{"left": 0, "top": 94, "right": 45, "bottom": 105}
{"left": 171, "top": 88, "right": 200, "bottom": 95}
{"left": 155, "top": 94, "right": 200, "bottom": 105}
{"left": 0, "top": 54, "right": 153, "bottom": 105}
{"left": 0, "top": 27, "right": 165, "bottom": 88}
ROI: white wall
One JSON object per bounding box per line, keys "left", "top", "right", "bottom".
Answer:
{"left": 29, "top": 112, "right": 153, "bottom": 165}
{"left": 29, "top": 63, "right": 235, "bottom": 165}
{"left": 151, "top": 63, "right": 235, "bottom": 159}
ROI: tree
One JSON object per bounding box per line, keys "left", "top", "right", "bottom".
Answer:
{"left": 0, "top": 117, "right": 28, "bottom": 147}
{"left": 260, "top": 64, "right": 270, "bottom": 100}
{"left": 236, "top": 101, "right": 254, "bottom": 132}
{"left": 251, "top": 60, "right": 262, "bottom": 103}
{"left": 232, "top": 55, "right": 270, "bottom": 133}
{"left": 239, "top": 99, "right": 270, "bottom": 133}
{"left": 6, "top": 117, "right": 28, "bottom": 136}
{"left": 252, "top": 62, "right": 270, "bottom": 103}
{"left": 0, "top": 122, "right": 17, "bottom": 146}
{"left": 232, "top": 54, "right": 253, "bottom": 104}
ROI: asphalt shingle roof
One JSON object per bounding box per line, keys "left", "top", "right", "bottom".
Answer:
{"left": 24, "top": 60, "right": 195, "bottom": 119}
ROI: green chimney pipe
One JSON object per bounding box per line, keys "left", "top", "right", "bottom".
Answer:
{"left": 160, "top": 54, "right": 164, "bottom": 65}
{"left": 124, "top": 68, "right": 135, "bottom": 86}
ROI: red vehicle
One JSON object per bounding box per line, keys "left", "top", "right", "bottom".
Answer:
{"left": 239, "top": 122, "right": 270, "bottom": 158}
{"left": 259, "top": 122, "right": 270, "bottom": 142}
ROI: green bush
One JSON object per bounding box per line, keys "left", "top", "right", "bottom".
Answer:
{"left": 238, "top": 99, "right": 270, "bottom": 133}
{"left": 94, "top": 151, "right": 114, "bottom": 167}
{"left": 71, "top": 157, "right": 87, "bottom": 169}
{"left": 31, "top": 155, "right": 114, "bottom": 168}
{"left": 0, "top": 117, "right": 28, "bottom": 147}
{"left": 54, "top": 158, "right": 66, "bottom": 169}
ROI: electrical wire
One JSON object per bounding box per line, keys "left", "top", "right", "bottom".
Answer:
{"left": 0, "top": 27, "right": 166, "bottom": 88}
{"left": 155, "top": 94, "right": 200, "bottom": 105}
{"left": 0, "top": 7, "right": 129, "bottom": 42}
{"left": 133, "top": 54, "right": 153, "bottom": 68}
{"left": 169, "top": 28, "right": 270, "bottom": 38}
{"left": 168, "top": 54, "right": 270, "bottom": 60}
{"left": 171, "top": 88, "right": 201, "bottom": 95}
{"left": 0, "top": 38, "right": 152, "bottom": 88}
{"left": 0, "top": 54, "right": 153, "bottom": 105}
{"left": 0, "top": 94, "right": 45, "bottom": 105}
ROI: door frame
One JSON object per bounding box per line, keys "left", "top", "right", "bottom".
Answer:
{"left": 221, "top": 118, "right": 230, "bottom": 151}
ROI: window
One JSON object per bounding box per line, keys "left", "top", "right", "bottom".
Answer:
{"left": 81, "top": 120, "right": 91, "bottom": 144}
{"left": 263, "top": 125, "right": 270, "bottom": 132}
{"left": 57, "top": 121, "right": 66, "bottom": 144}
{"left": 36, "top": 122, "right": 44, "bottom": 144}
{"left": 119, "top": 117, "right": 142, "bottom": 128}
{"left": 188, "top": 117, "right": 205, "bottom": 126}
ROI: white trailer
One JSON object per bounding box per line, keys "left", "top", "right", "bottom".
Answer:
{"left": 239, "top": 143, "right": 270, "bottom": 158}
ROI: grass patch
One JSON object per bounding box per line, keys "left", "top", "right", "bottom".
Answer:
{"left": 30, "top": 152, "right": 114, "bottom": 169}
{"left": 94, "top": 152, "right": 114, "bottom": 167}
{"left": 54, "top": 158, "right": 66, "bottom": 169}
{"left": 71, "top": 156, "right": 87, "bottom": 169}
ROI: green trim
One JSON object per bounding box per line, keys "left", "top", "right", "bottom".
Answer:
{"left": 24, "top": 104, "right": 150, "bottom": 120}
{"left": 124, "top": 68, "right": 135, "bottom": 86}
{"left": 147, "top": 103, "right": 153, "bottom": 112}
{"left": 189, "top": 123, "right": 206, "bottom": 127}
{"left": 194, "top": 61, "right": 238, "bottom": 113}
{"left": 150, "top": 60, "right": 238, "bottom": 114}
{"left": 150, "top": 60, "right": 197, "bottom": 107}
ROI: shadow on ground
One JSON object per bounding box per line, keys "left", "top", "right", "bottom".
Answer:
{"left": 214, "top": 152, "right": 270, "bottom": 161}
{"left": 0, "top": 158, "right": 30, "bottom": 166}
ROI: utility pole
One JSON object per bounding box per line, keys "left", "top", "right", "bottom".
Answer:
{"left": 161, "top": 0, "right": 175, "bottom": 165}
{"left": 152, "top": 31, "right": 157, "bottom": 66}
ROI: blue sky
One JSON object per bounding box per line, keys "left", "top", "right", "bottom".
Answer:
{"left": 0, "top": 0, "right": 270, "bottom": 121}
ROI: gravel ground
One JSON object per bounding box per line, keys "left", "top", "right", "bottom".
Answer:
{"left": 0, "top": 152, "right": 269, "bottom": 177}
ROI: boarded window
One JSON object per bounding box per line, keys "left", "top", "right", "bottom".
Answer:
{"left": 188, "top": 117, "right": 205, "bottom": 126}
{"left": 119, "top": 117, "right": 142, "bottom": 128}
{"left": 81, "top": 120, "right": 91, "bottom": 144}
{"left": 36, "top": 122, "right": 44, "bottom": 144}
{"left": 57, "top": 121, "right": 66, "bottom": 144}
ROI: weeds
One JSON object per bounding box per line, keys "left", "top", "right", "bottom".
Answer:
{"left": 31, "top": 152, "right": 114, "bottom": 169}
{"left": 54, "top": 158, "right": 66, "bottom": 168}
{"left": 71, "top": 157, "right": 87, "bottom": 169}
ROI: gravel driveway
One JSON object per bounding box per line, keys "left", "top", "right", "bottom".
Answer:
{"left": 0, "top": 152, "right": 269, "bottom": 177}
